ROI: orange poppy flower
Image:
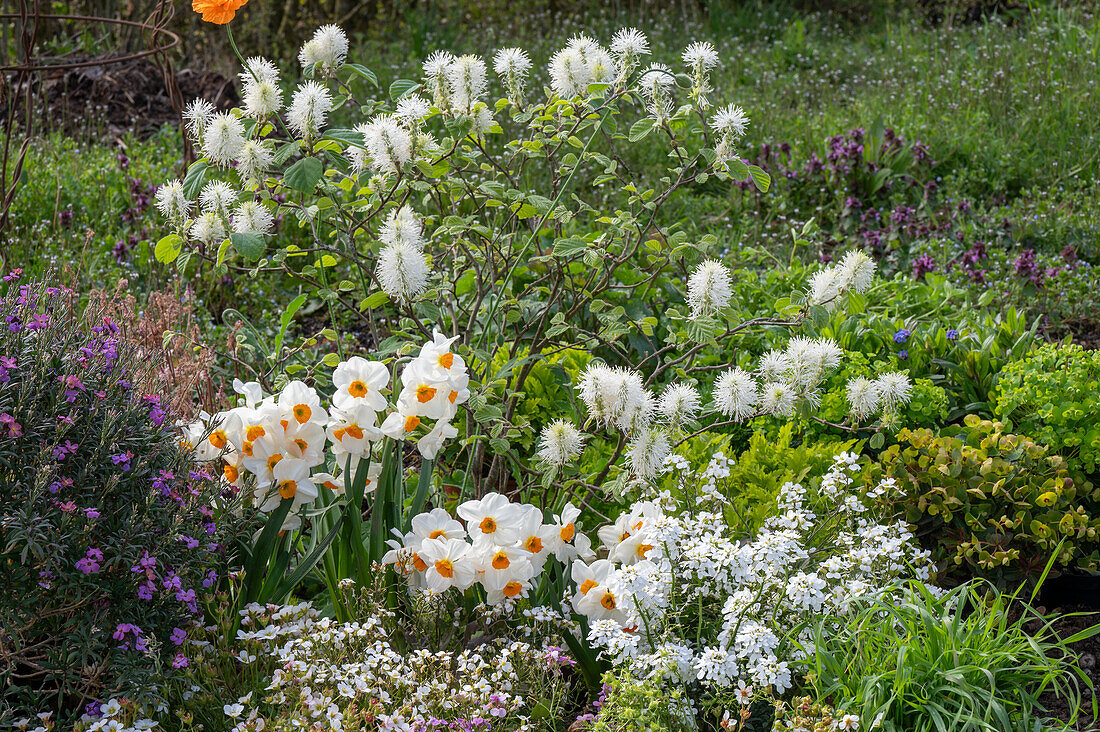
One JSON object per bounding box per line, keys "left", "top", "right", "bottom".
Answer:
{"left": 193, "top": 0, "right": 248, "bottom": 24}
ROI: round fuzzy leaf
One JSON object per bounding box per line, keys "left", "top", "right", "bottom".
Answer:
{"left": 628, "top": 118, "right": 655, "bottom": 143}
{"left": 154, "top": 234, "right": 182, "bottom": 264}
{"left": 284, "top": 157, "right": 324, "bottom": 193}
{"left": 231, "top": 232, "right": 265, "bottom": 261}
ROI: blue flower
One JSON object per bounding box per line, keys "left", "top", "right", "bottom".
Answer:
{"left": 893, "top": 328, "right": 911, "bottom": 344}
{"left": 898, "top": 350, "right": 909, "bottom": 360}
{"left": 946, "top": 329, "right": 959, "bottom": 341}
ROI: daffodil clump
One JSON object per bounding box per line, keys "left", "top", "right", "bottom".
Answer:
{"left": 182, "top": 331, "right": 468, "bottom": 530}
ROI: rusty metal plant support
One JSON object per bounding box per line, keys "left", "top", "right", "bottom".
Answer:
{"left": 0, "top": 2, "right": 182, "bottom": 238}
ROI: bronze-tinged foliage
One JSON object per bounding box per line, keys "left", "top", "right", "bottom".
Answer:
{"left": 875, "top": 415, "right": 1100, "bottom": 587}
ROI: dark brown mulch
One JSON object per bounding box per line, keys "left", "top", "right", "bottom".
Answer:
{"left": 1035, "top": 605, "right": 1100, "bottom": 731}
{"left": 6, "top": 56, "right": 237, "bottom": 139}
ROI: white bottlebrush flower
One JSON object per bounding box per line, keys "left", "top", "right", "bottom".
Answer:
{"left": 471, "top": 104, "right": 496, "bottom": 136}
{"left": 713, "top": 367, "right": 758, "bottom": 421}
{"left": 242, "top": 78, "right": 282, "bottom": 119}
{"left": 377, "top": 242, "right": 429, "bottom": 303}
{"left": 784, "top": 337, "right": 843, "bottom": 390}
{"left": 537, "top": 419, "right": 586, "bottom": 466}
{"left": 380, "top": 206, "right": 423, "bottom": 248}
{"left": 154, "top": 180, "right": 190, "bottom": 221}
{"left": 760, "top": 382, "right": 797, "bottom": 417}
{"left": 300, "top": 25, "right": 349, "bottom": 73}
{"left": 712, "top": 104, "right": 749, "bottom": 137}
{"left": 837, "top": 250, "right": 876, "bottom": 293}
{"left": 627, "top": 427, "right": 670, "bottom": 479}
{"left": 395, "top": 94, "right": 432, "bottom": 125}
{"left": 846, "top": 377, "right": 881, "bottom": 420}
{"left": 713, "top": 104, "right": 749, "bottom": 158}
{"left": 232, "top": 201, "right": 275, "bottom": 236}
{"left": 362, "top": 115, "right": 412, "bottom": 175}
{"left": 236, "top": 140, "right": 275, "bottom": 186}
{"left": 576, "top": 365, "right": 653, "bottom": 433}
{"left": 687, "top": 260, "right": 733, "bottom": 317}
{"left": 682, "top": 41, "right": 720, "bottom": 72}
{"left": 199, "top": 180, "right": 237, "bottom": 215}
{"left": 610, "top": 27, "right": 650, "bottom": 60}
{"left": 202, "top": 112, "right": 245, "bottom": 167}
{"left": 423, "top": 50, "right": 455, "bottom": 109}
{"left": 240, "top": 56, "right": 279, "bottom": 86}
{"left": 587, "top": 47, "right": 618, "bottom": 84}
{"left": 658, "top": 384, "right": 701, "bottom": 429}
{"left": 758, "top": 350, "right": 790, "bottom": 383}
{"left": 638, "top": 63, "right": 674, "bottom": 99}
{"left": 189, "top": 211, "right": 226, "bottom": 245}
{"left": 493, "top": 47, "right": 532, "bottom": 78}
{"left": 549, "top": 47, "right": 592, "bottom": 99}
{"left": 183, "top": 98, "right": 215, "bottom": 147}
{"left": 445, "top": 55, "right": 487, "bottom": 111}
{"left": 875, "top": 372, "right": 913, "bottom": 411}
{"left": 807, "top": 267, "right": 842, "bottom": 309}
{"left": 288, "top": 81, "right": 333, "bottom": 140}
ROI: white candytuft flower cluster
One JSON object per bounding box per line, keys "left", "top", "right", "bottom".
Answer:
{"left": 574, "top": 453, "right": 933, "bottom": 694}
{"left": 199, "top": 599, "right": 576, "bottom": 731}
{"left": 375, "top": 205, "right": 430, "bottom": 303}
{"left": 687, "top": 259, "right": 734, "bottom": 316}
{"left": 299, "top": 24, "right": 349, "bottom": 74}
{"left": 385, "top": 495, "right": 594, "bottom": 604}
{"left": 808, "top": 250, "right": 877, "bottom": 309}
{"left": 179, "top": 331, "right": 468, "bottom": 529}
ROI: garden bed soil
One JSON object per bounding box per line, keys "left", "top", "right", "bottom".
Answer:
{"left": 1037, "top": 605, "right": 1100, "bottom": 731}
{"left": 10, "top": 56, "right": 237, "bottom": 138}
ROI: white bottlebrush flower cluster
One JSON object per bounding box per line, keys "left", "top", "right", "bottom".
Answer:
{"left": 179, "top": 331, "right": 469, "bottom": 528}
{"left": 384, "top": 496, "right": 594, "bottom": 605}
{"left": 807, "top": 249, "right": 877, "bottom": 310}
{"left": 846, "top": 371, "right": 914, "bottom": 421}
{"left": 375, "top": 206, "right": 429, "bottom": 303}
{"left": 687, "top": 259, "right": 734, "bottom": 317}
{"left": 299, "top": 24, "right": 349, "bottom": 75}
{"left": 205, "top": 599, "right": 574, "bottom": 731}
{"left": 240, "top": 56, "right": 283, "bottom": 120}
{"left": 682, "top": 40, "right": 720, "bottom": 109}
{"left": 574, "top": 452, "right": 933, "bottom": 694}
{"left": 712, "top": 103, "right": 750, "bottom": 159}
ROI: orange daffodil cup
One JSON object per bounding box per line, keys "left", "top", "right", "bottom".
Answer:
{"left": 192, "top": 0, "right": 249, "bottom": 24}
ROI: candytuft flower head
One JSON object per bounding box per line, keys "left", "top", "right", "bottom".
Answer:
{"left": 288, "top": 81, "right": 333, "bottom": 141}
{"left": 538, "top": 419, "right": 586, "bottom": 467}
{"left": 300, "top": 25, "right": 349, "bottom": 74}
{"left": 202, "top": 112, "right": 245, "bottom": 167}
{"left": 192, "top": 0, "right": 248, "bottom": 25}
{"left": 687, "top": 260, "right": 733, "bottom": 317}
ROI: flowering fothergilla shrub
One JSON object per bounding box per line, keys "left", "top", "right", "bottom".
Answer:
{"left": 0, "top": 277, "right": 230, "bottom": 721}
